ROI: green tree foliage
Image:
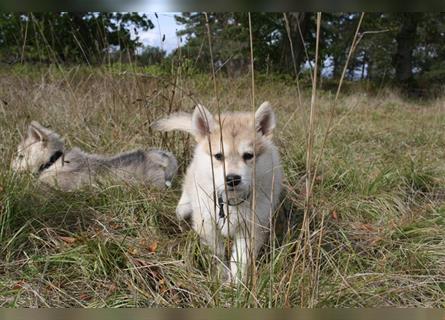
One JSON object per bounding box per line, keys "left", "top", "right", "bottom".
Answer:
{"left": 174, "top": 12, "right": 445, "bottom": 93}
{"left": 412, "top": 13, "right": 445, "bottom": 85}
{"left": 0, "top": 12, "right": 153, "bottom": 64}
{"left": 175, "top": 12, "right": 313, "bottom": 76}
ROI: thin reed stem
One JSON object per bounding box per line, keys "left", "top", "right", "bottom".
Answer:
{"left": 204, "top": 12, "right": 230, "bottom": 286}
{"left": 248, "top": 12, "right": 258, "bottom": 295}
{"left": 310, "top": 13, "right": 365, "bottom": 192}
{"left": 284, "top": 12, "right": 322, "bottom": 307}
{"left": 282, "top": 13, "right": 303, "bottom": 108}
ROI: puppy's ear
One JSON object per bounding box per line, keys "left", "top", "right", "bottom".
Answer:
{"left": 28, "top": 121, "right": 47, "bottom": 142}
{"left": 192, "top": 104, "right": 215, "bottom": 139}
{"left": 255, "top": 101, "right": 276, "bottom": 137}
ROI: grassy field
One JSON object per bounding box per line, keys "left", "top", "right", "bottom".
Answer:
{"left": 0, "top": 66, "right": 445, "bottom": 307}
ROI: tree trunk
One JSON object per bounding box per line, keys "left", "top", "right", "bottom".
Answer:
{"left": 393, "top": 13, "right": 420, "bottom": 84}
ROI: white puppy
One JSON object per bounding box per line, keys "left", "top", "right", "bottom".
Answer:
{"left": 154, "top": 102, "right": 282, "bottom": 282}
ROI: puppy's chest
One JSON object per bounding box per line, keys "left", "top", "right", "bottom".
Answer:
{"left": 217, "top": 203, "right": 251, "bottom": 237}
{"left": 192, "top": 194, "right": 252, "bottom": 235}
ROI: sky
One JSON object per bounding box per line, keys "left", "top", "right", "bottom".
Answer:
{"left": 135, "top": 12, "right": 184, "bottom": 53}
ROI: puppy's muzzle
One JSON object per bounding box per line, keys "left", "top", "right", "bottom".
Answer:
{"left": 225, "top": 174, "right": 242, "bottom": 188}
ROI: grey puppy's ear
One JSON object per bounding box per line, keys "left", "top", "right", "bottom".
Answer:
{"left": 192, "top": 104, "right": 215, "bottom": 138}
{"left": 255, "top": 101, "right": 276, "bottom": 137}
{"left": 28, "top": 121, "right": 47, "bottom": 142}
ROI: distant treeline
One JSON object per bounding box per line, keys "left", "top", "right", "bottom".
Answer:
{"left": 0, "top": 13, "right": 153, "bottom": 64}
{"left": 176, "top": 13, "right": 445, "bottom": 94}
{"left": 1, "top": 13, "right": 444, "bottom": 94}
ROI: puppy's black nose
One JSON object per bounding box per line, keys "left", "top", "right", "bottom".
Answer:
{"left": 226, "top": 174, "right": 242, "bottom": 187}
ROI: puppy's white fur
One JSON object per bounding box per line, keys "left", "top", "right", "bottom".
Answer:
{"left": 12, "top": 121, "right": 178, "bottom": 191}
{"left": 154, "top": 102, "right": 282, "bottom": 282}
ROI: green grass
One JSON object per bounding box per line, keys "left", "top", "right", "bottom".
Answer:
{"left": 0, "top": 66, "right": 444, "bottom": 307}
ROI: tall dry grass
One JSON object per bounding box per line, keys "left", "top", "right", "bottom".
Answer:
{"left": 1, "top": 65, "right": 445, "bottom": 306}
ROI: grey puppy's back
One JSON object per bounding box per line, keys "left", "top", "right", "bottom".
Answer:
{"left": 47, "top": 148, "right": 178, "bottom": 190}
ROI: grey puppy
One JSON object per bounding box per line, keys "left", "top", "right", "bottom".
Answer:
{"left": 12, "top": 121, "right": 177, "bottom": 191}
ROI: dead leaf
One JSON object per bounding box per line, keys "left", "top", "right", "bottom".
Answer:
{"left": 45, "top": 284, "right": 56, "bottom": 292}
{"left": 128, "top": 247, "right": 138, "bottom": 256}
{"left": 107, "top": 282, "right": 117, "bottom": 293}
{"left": 389, "top": 219, "right": 399, "bottom": 229}
{"left": 59, "top": 236, "right": 76, "bottom": 244}
{"left": 79, "top": 293, "right": 92, "bottom": 301}
{"left": 109, "top": 222, "right": 121, "bottom": 230}
{"left": 103, "top": 282, "right": 117, "bottom": 296}
{"left": 147, "top": 241, "right": 158, "bottom": 253}
{"left": 331, "top": 210, "right": 338, "bottom": 220}
{"left": 360, "top": 223, "right": 376, "bottom": 232}
{"left": 12, "top": 280, "right": 26, "bottom": 290}
{"left": 133, "top": 257, "right": 150, "bottom": 267}
{"left": 159, "top": 278, "right": 167, "bottom": 294}
{"left": 370, "top": 236, "right": 383, "bottom": 246}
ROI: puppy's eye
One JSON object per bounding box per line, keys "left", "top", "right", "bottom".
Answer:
{"left": 214, "top": 153, "right": 223, "bottom": 161}
{"left": 243, "top": 153, "right": 254, "bottom": 161}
